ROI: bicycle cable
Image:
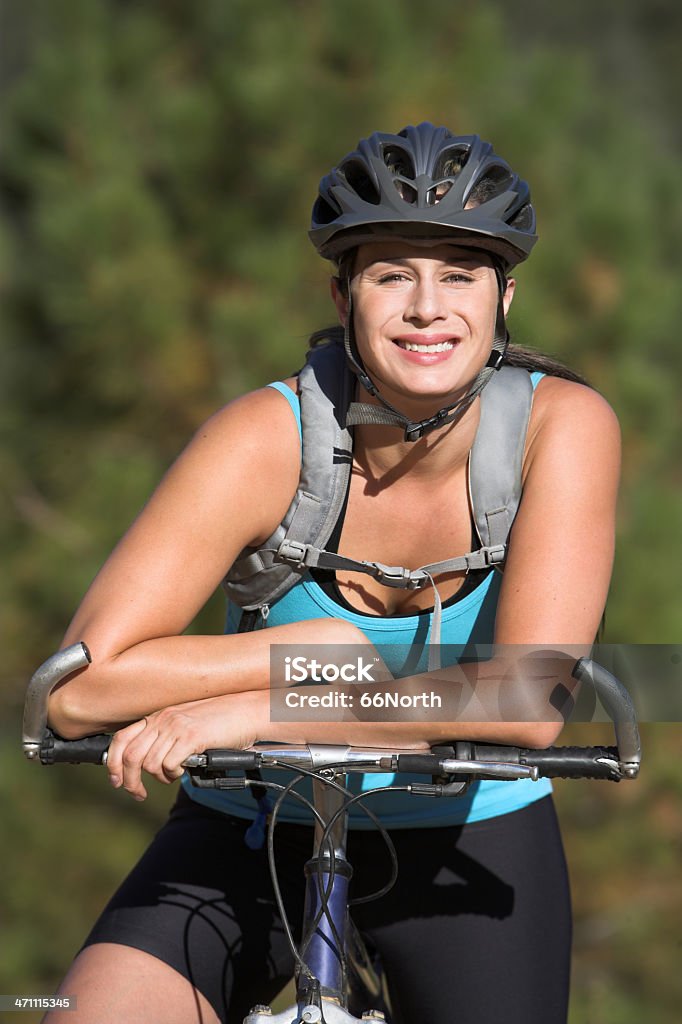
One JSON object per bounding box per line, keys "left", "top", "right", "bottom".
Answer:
{"left": 244, "top": 774, "right": 329, "bottom": 982}
{"left": 263, "top": 760, "right": 407, "bottom": 977}
{"left": 255, "top": 768, "right": 366, "bottom": 983}
{"left": 316, "top": 785, "right": 409, "bottom": 907}
{"left": 267, "top": 763, "right": 351, "bottom": 972}
{"left": 245, "top": 760, "right": 432, "bottom": 984}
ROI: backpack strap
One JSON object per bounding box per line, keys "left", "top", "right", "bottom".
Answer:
{"left": 469, "top": 365, "right": 534, "bottom": 559}
{"left": 223, "top": 341, "right": 354, "bottom": 613}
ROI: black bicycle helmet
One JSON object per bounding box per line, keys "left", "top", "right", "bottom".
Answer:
{"left": 310, "top": 124, "right": 537, "bottom": 441}
{"left": 310, "top": 123, "right": 537, "bottom": 270}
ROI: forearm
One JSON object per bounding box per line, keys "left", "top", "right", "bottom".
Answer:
{"left": 264, "top": 648, "right": 580, "bottom": 749}
{"left": 264, "top": 712, "right": 556, "bottom": 750}
{"left": 48, "top": 618, "right": 372, "bottom": 738}
{"left": 104, "top": 660, "right": 572, "bottom": 802}
{"left": 254, "top": 687, "right": 564, "bottom": 751}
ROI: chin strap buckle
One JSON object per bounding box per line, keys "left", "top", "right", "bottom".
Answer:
{"left": 404, "top": 423, "right": 425, "bottom": 442}
{"left": 486, "top": 348, "right": 505, "bottom": 370}
{"left": 404, "top": 409, "right": 449, "bottom": 443}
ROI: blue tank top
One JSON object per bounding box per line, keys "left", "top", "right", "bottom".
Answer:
{"left": 184, "top": 372, "right": 552, "bottom": 827}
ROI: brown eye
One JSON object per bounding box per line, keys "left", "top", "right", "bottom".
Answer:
{"left": 378, "top": 272, "right": 409, "bottom": 284}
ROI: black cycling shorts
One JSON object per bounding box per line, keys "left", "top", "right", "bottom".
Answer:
{"left": 83, "top": 791, "right": 572, "bottom": 1024}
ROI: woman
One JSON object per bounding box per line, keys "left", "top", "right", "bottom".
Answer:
{"left": 45, "top": 124, "right": 620, "bottom": 1024}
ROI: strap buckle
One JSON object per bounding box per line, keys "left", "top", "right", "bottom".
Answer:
{"left": 374, "top": 564, "right": 430, "bottom": 590}
{"left": 275, "top": 540, "right": 310, "bottom": 570}
{"left": 486, "top": 348, "right": 505, "bottom": 370}
{"left": 404, "top": 409, "right": 448, "bottom": 443}
{"left": 404, "top": 423, "right": 425, "bottom": 443}
{"left": 483, "top": 545, "right": 506, "bottom": 566}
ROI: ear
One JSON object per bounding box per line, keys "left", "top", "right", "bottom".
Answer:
{"left": 502, "top": 277, "right": 516, "bottom": 317}
{"left": 330, "top": 277, "right": 349, "bottom": 326}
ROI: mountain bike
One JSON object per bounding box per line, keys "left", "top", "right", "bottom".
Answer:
{"left": 23, "top": 643, "right": 641, "bottom": 1024}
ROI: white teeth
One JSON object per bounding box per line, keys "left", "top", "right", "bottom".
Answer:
{"left": 397, "top": 341, "right": 455, "bottom": 353}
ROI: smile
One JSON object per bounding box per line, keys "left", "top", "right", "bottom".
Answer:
{"left": 394, "top": 340, "right": 456, "bottom": 353}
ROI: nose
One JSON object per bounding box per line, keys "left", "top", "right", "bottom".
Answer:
{"left": 405, "top": 277, "right": 447, "bottom": 324}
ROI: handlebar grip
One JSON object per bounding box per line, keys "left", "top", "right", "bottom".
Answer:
{"left": 39, "top": 728, "right": 111, "bottom": 765}
{"left": 394, "top": 753, "right": 440, "bottom": 774}
{"left": 521, "top": 745, "right": 621, "bottom": 781}
{"left": 202, "top": 749, "right": 261, "bottom": 770}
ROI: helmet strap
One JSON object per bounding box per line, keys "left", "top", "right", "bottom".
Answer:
{"left": 344, "top": 263, "right": 510, "bottom": 442}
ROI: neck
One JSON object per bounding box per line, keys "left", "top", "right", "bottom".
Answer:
{"left": 351, "top": 390, "right": 480, "bottom": 484}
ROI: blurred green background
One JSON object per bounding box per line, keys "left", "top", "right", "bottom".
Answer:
{"left": 1, "top": 1, "right": 680, "bottom": 1021}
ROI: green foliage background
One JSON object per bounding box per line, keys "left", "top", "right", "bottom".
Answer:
{"left": 0, "top": 1, "right": 680, "bottom": 1021}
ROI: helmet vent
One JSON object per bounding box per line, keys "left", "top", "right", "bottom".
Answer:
{"left": 313, "top": 195, "right": 340, "bottom": 226}
{"left": 467, "top": 163, "right": 514, "bottom": 206}
{"left": 426, "top": 181, "right": 453, "bottom": 206}
{"left": 339, "top": 159, "right": 381, "bottom": 205}
{"left": 509, "top": 203, "right": 534, "bottom": 231}
{"left": 382, "top": 145, "right": 416, "bottom": 180}
{"left": 433, "top": 145, "right": 470, "bottom": 181}
{"left": 394, "top": 179, "right": 418, "bottom": 204}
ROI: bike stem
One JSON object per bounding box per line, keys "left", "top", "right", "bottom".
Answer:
{"left": 299, "top": 767, "right": 353, "bottom": 1003}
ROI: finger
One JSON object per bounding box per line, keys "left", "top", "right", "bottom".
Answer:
{"left": 160, "top": 736, "right": 195, "bottom": 782}
{"left": 107, "top": 719, "right": 148, "bottom": 788}
{"left": 119, "top": 722, "right": 165, "bottom": 800}
{"left": 163, "top": 763, "right": 187, "bottom": 783}
{"left": 118, "top": 708, "right": 191, "bottom": 794}
{"left": 139, "top": 730, "right": 186, "bottom": 786}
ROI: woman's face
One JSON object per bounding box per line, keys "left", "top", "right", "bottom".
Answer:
{"left": 332, "top": 241, "right": 515, "bottom": 412}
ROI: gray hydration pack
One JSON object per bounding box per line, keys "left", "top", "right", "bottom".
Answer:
{"left": 223, "top": 340, "right": 533, "bottom": 668}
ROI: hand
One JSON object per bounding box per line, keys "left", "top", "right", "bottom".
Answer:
{"left": 106, "top": 691, "right": 267, "bottom": 800}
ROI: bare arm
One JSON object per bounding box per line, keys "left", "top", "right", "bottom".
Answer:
{"left": 495, "top": 376, "right": 620, "bottom": 646}
{"left": 48, "top": 385, "right": 367, "bottom": 737}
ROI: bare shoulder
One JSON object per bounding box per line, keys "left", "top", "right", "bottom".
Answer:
{"left": 177, "top": 381, "right": 302, "bottom": 545}
{"left": 531, "top": 374, "right": 619, "bottom": 421}
{"left": 524, "top": 375, "right": 621, "bottom": 481}
{"left": 191, "top": 380, "right": 300, "bottom": 462}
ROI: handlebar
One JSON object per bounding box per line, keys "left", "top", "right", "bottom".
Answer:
{"left": 21, "top": 643, "right": 641, "bottom": 783}
{"left": 22, "top": 642, "right": 97, "bottom": 762}
{"left": 183, "top": 740, "right": 627, "bottom": 786}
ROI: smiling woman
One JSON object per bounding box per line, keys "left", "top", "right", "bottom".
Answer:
{"left": 335, "top": 245, "right": 512, "bottom": 409}
{"left": 43, "top": 123, "right": 620, "bottom": 1024}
